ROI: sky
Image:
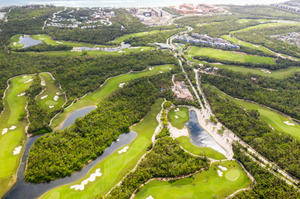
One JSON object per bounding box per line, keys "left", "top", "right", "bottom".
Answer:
{"left": 0, "top": 0, "right": 285, "bottom": 7}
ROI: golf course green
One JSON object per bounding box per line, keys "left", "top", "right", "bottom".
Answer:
{"left": 41, "top": 98, "right": 164, "bottom": 199}
{"left": 111, "top": 30, "right": 161, "bottom": 43}
{"left": 8, "top": 34, "right": 24, "bottom": 49}
{"left": 208, "top": 85, "right": 300, "bottom": 141}
{"left": 187, "top": 47, "right": 275, "bottom": 64}
{"left": 177, "top": 136, "right": 226, "bottom": 160}
{"left": 167, "top": 107, "right": 189, "bottom": 129}
{"left": 0, "top": 75, "right": 33, "bottom": 197}
{"left": 36, "top": 73, "right": 65, "bottom": 110}
{"left": 134, "top": 160, "right": 251, "bottom": 199}
{"left": 51, "top": 64, "right": 174, "bottom": 129}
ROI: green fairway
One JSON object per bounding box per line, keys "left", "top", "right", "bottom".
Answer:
{"left": 31, "top": 34, "right": 117, "bottom": 48}
{"left": 42, "top": 98, "right": 164, "bottom": 199}
{"left": 8, "top": 34, "right": 24, "bottom": 49}
{"left": 226, "top": 170, "right": 241, "bottom": 181}
{"left": 187, "top": 47, "right": 274, "bottom": 64}
{"left": 207, "top": 85, "right": 300, "bottom": 141}
{"left": 111, "top": 30, "right": 161, "bottom": 43}
{"left": 36, "top": 73, "right": 65, "bottom": 110}
{"left": 134, "top": 160, "right": 251, "bottom": 199}
{"left": 176, "top": 136, "right": 226, "bottom": 160}
{"left": 0, "top": 75, "right": 33, "bottom": 197}
{"left": 167, "top": 107, "right": 189, "bottom": 129}
{"left": 51, "top": 64, "right": 174, "bottom": 129}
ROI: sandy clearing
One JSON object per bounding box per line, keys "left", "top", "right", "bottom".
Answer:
{"left": 118, "top": 146, "right": 129, "bottom": 154}
{"left": 70, "top": 168, "right": 102, "bottom": 191}
{"left": 13, "top": 146, "right": 22, "bottom": 155}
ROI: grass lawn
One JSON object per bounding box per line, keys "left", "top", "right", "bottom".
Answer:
{"left": 167, "top": 107, "right": 189, "bottom": 129}
{"left": 134, "top": 160, "right": 251, "bottom": 199}
{"left": 41, "top": 98, "right": 164, "bottom": 199}
{"left": 111, "top": 30, "right": 160, "bottom": 43}
{"left": 31, "top": 34, "right": 117, "bottom": 48}
{"left": 176, "top": 136, "right": 226, "bottom": 160}
{"left": 51, "top": 64, "right": 174, "bottom": 129}
{"left": 187, "top": 47, "right": 274, "bottom": 64}
{"left": 207, "top": 85, "right": 300, "bottom": 141}
{"left": 8, "top": 34, "right": 24, "bottom": 49}
{"left": 0, "top": 75, "right": 33, "bottom": 197}
{"left": 36, "top": 73, "right": 65, "bottom": 110}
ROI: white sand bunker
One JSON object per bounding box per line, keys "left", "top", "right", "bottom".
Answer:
{"left": 53, "top": 95, "right": 59, "bottom": 101}
{"left": 49, "top": 105, "right": 54, "bottom": 108}
{"left": 174, "top": 108, "right": 180, "bottom": 112}
{"left": 218, "top": 165, "right": 227, "bottom": 171}
{"left": 24, "top": 79, "right": 33, "bottom": 83}
{"left": 2, "top": 128, "right": 8, "bottom": 135}
{"left": 261, "top": 69, "right": 271, "bottom": 74}
{"left": 159, "top": 71, "right": 163, "bottom": 73}
{"left": 41, "top": 95, "right": 48, "bottom": 99}
{"left": 13, "top": 42, "right": 17, "bottom": 45}
{"left": 23, "top": 76, "right": 27, "bottom": 78}
{"left": 70, "top": 169, "right": 102, "bottom": 191}
{"left": 118, "top": 146, "right": 129, "bottom": 154}
{"left": 174, "top": 115, "right": 179, "bottom": 119}
{"left": 10, "top": 125, "right": 17, "bottom": 130}
{"left": 217, "top": 170, "right": 223, "bottom": 177}
{"left": 41, "top": 79, "right": 46, "bottom": 86}
{"left": 13, "top": 146, "right": 22, "bottom": 155}
{"left": 119, "top": 83, "right": 126, "bottom": 88}
{"left": 141, "top": 49, "right": 144, "bottom": 51}
{"left": 284, "top": 121, "right": 295, "bottom": 126}
{"left": 118, "top": 50, "right": 125, "bottom": 53}
{"left": 56, "top": 41, "right": 63, "bottom": 44}
{"left": 149, "top": 67, "right": 154, "bottom": 71}
{"left": 17, "top": 93, "right": 26, "bottom": 97}
{"left": 146, "top": 196, "right": 154, "bottom": 199}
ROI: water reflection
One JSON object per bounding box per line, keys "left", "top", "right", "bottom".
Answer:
{"left": 19, "top": 36, "right": 42, "bottom": 48}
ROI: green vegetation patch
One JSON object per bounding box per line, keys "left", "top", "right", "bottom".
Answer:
{"left": 8, "top": 34, "right": 24, "bottom": 49}
{"left": 243, "top": 54, "right": 275, "bottom": 64}
{"left": 111, "top": 30, "right": 160, "bottom": 43}
{"left": 134, "top": 161, "right": 251, "bottom": 199}
{"left": 167, "top": 107, "right": 189, "bottom": 129}
{"left": 226, "top": 169, "right": 240, "bottom": 181}
{"left": 177, "top": 136, "right": 226, "bottom": 160}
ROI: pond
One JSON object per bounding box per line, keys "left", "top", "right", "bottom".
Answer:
{"left": 185, "top": 110, "right": 226, "bottom": 155}
{"left": 78, "top": 42, "right": 131, "bottom": 52}
{"left": 4, "top": 107, "right": 137, "bottom": 199}
{"left": 19, "top": 36, "right": 42, "bottom": 48}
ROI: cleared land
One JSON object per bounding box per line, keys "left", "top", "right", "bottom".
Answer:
{"left": 42, "top": 98, "right": 164, "bottom": 199}
{"left": 36, "top": 73, "right": 65, "bottom": 110}
{"left": 177, "top": 136, "right": 226, "bottom": 160}
{"left": 207, "top": 85, "right": 300, "bottom": 141}
{"left": 187, "top": 47, "right": 275, "bottom": 64}
{"left": 167, "top": 107, "right": 189, "bottom": 129}
{"left": 134, "top": 160, "right": 251, "bottom": 199}
{"left": 0, "top": 75, "right": 33, "bottom": 197}
{"left": 51, "top": 64, "right": 174, "bottom": 129}
{"left": 111, "top": 30, "right": 161, "bottom": 43}
{"left": 8, "top": 34, "right": 24, "bottom": 49}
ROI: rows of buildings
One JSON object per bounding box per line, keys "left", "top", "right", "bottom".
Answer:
{"left": 174, "top": 33, "right": 240, "bottom": 50}
{"left": 271, "top": 32, "right": 300, "bottom": 47}
{"left": 271, "top": 3, "right": 300, "bottom": 12}
{"left": 169, "top": 3, "right": 227, "bottom": 15}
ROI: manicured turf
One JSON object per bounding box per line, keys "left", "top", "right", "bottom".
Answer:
{"left": 207, "top": 85, "right": 300, "bottom": 141}
{"left": 41, "top": 98, "right": 164, "bottom": 199}
{"left": 51, "top": 64, "right": 174, "bottom": 129}
{"left": 111, "top": 30, "right": 161, "bottom": 43}
{"left": 167, "top": 107, "right": 189, "bottom": 129}
{"left": 0, "top": 75, "right": 33, "bottom": 197}
{"left": 36, "top": 73, "right": 65, "bottom": 110}
{"left": 20, "top": 46, "right": 153, "bottom": 57}
{"left": 134, "top": 160, "right": 251, "bottom": 199}
{"left": 31, "top": 34, "right": 116, "bottom": 48}
{"left": 187, "top": 46, "right": 274, "bottom": 64}
{"left": 226, "top": 170, "right": 241, "bottom": 181}
{"left": 8, "top": 34, "right": 24, "bottom": 49}
{"left": 176, "top": 136, "right": 226, "bottom": 160}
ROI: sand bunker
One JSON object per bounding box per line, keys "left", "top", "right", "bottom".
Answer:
{"left": 24, "top": 79, "right": 33, "bottom": 83}
{"left": 174, "top": 108, "right": 180, "bottom": 112}
{"left": 253, "top": 45, "right": 259, "bottom": 47}
{"left": 13, "top": 146, "right": 22, "bottom": 155}
{"left": 41, "top": 95, "right": 48, "bottom": 99}
{"left": 17, "top": 93, "right": 26, "bottom": 97}
{"left": 118, "top": 50, "right": 125, "bottom": 53}
{"left": 284, "top": 121, "right": 295, "bottom": 126}
{"left": 141, "top": 49, "right": 144, "bottom": 51}
{"left": 23, "top": 76, "right": 27, "bottom": 78}
{"left": 119, "top": 83, "right": 126, "bottom": 88}
{"left": 149, "top": 67, "right": 154, "bottom": 71}
{"left": 39, "top": 38, "right": 45, "bottom": 40}
{"left": 118, "top": 146, "right": 129, "bottom": 154}
{"left": 41, "top": 79, "right": 46, "bottom": 86}
{"left": 9, "top": 125, "right": 17, "bottom": 130}
{"left": 146, "top": 196, "right": 154, "bottom": 199}
{"left": 261, "top": 69, "right": 271, "bottom": 74}
{"left": 53, "top": 95, "right": 59, "bottom": 101}
{"left": 218, "top": 165, "right": 227, "bottom": 171}
{"left": 2, "top": 128, "right": 8, "bottom": 135}
{"left": 159, "top": 71, "right": 163, "bottom": 73}
{"left": 174, "top": 115, "right": 179, "bottom": 119}
{"left": 70, "top": 168, "right": 102, "bottom": 191}
{"left": 49, "top": 105, "right": 54, "bottom": 108}
{"left": 56, "top": 41, "right": 63, "bottom": 44}
{"left": 217, "top": 170, "right": 223, "bottom": 177}
{"left": 13, "top": 42, "right": 17, "bottom": 45}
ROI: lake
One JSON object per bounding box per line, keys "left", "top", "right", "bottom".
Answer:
{"left": 18, "top": 36, "right": 42, "bottom": 48}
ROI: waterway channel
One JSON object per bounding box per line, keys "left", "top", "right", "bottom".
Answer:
{"left": 4, "top": 107, "right": 137, "bottom": 199}
{"left": 185, "top": 110, "right": 226, "bottom": 155}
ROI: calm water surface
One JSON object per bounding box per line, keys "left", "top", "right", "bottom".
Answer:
{"left": 19, "top": 36, "right": 42, "bottom": 48}
{"left": 185, "top": 110, "right": 226, "bottom": 155}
